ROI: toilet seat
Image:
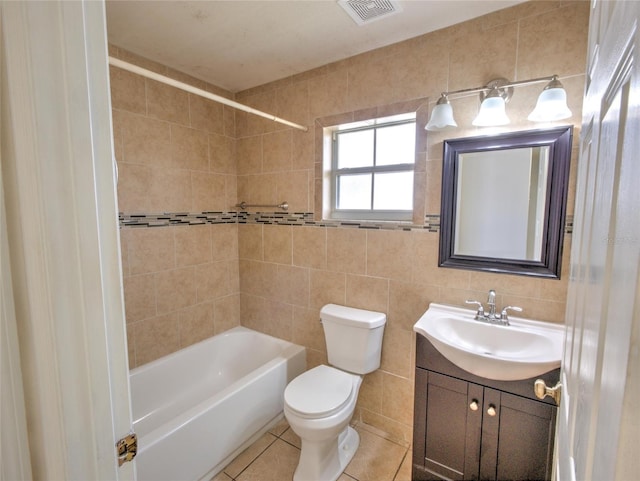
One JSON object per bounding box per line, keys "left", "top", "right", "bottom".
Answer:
{"left": 284, "top": 365, "right": 355, "bottom": 419}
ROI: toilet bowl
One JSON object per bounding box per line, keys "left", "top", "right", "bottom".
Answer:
{"left": 284, "top": 365, "right": 362, "bottom": 481}
{"left": 284, "top": 304, "right": 386, "bottom": 481}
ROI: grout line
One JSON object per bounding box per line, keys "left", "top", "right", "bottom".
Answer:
{"left": 276, "top": 436, "right": 301, "bottom": 452}
{"left": 352, "top": 419, "right": 410, "bottom": 449}
{"left": 223, "top": 433, "right": 278, "bottom": 481}
{"left": 221, "top": 422, "right": 408, "bottom": 481}
{"left": 273, "top": 426, "right": 301, "bottom": 451}
{"left": 391, "top": 449, "right": 411, "bottom": 481}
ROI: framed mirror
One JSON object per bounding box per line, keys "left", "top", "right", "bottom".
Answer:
{"left": 439, "top": 126, "right": 573, "bottom": 278}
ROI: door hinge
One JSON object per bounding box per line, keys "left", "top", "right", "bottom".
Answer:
{"left": 116, "top": 433, "right": 137, "bottom": 466}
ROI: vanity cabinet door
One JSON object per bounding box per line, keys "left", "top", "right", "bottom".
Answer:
{"left": 420, "top": 370, "right": 483, "bottom": 480}
{"left": 479, "top": 389, "right": 556, "bottom": 481}
{"left": 496, "top": 391, "right": 556, "bottom": 481}
{"left": 478, "top": 388, "right": 501, "bottom": 480}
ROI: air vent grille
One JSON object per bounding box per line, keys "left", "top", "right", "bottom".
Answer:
{"left": 338, "top": 0, "right": 402, "bottom": 25}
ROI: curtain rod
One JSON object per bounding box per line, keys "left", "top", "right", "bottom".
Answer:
{"left": 108, "top": 57, "right": 308, "bottom": 132}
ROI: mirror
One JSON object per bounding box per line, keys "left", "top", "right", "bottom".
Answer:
{"left": 439, "top": 126, "right": 573, "bottom": 278}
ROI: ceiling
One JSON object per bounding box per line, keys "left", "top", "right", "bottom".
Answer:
{"left": 106, "top": 0, "right": 525, "bottom": 93}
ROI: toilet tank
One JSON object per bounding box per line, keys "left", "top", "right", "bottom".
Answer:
{"left": 320, "top": 304, "right": 386, "bottom": 374}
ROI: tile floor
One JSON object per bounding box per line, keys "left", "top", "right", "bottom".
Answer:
{"left": 211, "top": 419, "right": 412, "bottom": 481}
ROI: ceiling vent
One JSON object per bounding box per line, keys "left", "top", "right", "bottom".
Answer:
{"left": 338, "top": 0, "right": 403, "bottom": 26}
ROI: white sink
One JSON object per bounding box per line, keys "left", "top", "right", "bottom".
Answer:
{"left": 413, "top": 303, "right": 564, "bottom": 381}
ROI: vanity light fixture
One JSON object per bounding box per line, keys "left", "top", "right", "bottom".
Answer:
{"left": 425, "top": 94, "right": 457, "bottom": 130}
{"left": 472, "top": 83, "right": 511, "bottom": 127}
{"left": 528, "top": 76, "right": 572, "bottom": 121}
{"left": 426, "top": 75, "right": 572, "bottom": 131}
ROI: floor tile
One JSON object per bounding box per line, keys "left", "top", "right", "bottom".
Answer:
{"left": 209, "top": 472, "right": 232, "bottom": 481}
{"left": 344, "top": 428, "right": 407, "bottom": 481}
{"left": 219, "top": 420, "right": 408, "bottom": 481}
{"left": 268, "top": 416, "right": 290, "bottom": 437}
{"left": 338, "top": 473, "right": 358, "bottom": 481}
{"left": 280, "top": 426, "right": 301, "bottom": 449}
{"left": 223, "top": 432, "right": 277, "bottom": 478}
{"left": 393, "top": 451, "right": 412, "bottom": 481}
{"left": 236, "top": 439, "right": 300, "bottom": 481}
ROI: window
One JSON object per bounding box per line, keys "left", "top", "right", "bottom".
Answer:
{"left": 326, "top": 113, "right": 416, "bottom": 221}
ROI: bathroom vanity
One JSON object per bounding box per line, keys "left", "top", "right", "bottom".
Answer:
{"left": 412, "top": 335, "right": 559, "bottom": 481}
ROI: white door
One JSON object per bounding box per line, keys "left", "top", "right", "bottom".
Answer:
{"left": 556, "top": 1, "right": 640, "bottom": 480}
{"left": 1, "top": 1, "right": 134, "bottom": 479}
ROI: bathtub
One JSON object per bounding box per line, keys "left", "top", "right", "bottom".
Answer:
{"left": 130, "top": 326, "right": 306, "bottom": 481}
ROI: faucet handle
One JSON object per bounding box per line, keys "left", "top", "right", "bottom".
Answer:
{"left": 500, "top": 306, "right": 522, "bottom": 323}
{"left": 465, "top": 300, "right": 485, "bottom": 319}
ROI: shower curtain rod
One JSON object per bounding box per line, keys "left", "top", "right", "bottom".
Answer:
{"left": 108, "top": 57, "right": 309, "bottom": 132}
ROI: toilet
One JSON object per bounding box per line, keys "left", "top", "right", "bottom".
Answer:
{"left": 284, "top": 304, "right": 386, "bottom": 481}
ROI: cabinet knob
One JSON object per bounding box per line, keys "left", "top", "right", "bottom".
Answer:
{"left": 487, "top": 404, "right": 497, "bottom": 416}
{"left": 469, "top": 400, "right": 479, "bottom": 411}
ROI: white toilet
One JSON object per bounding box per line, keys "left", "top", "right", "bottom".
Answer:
{"left": 284, "top": 304, "right": 386, "bottom": 481}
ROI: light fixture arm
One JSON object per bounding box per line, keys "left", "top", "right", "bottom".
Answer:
{"left": 426, "top": 74, "right": 570, "bottom": 131}
{"left": 437, "top": 74, "right": 559, "bottom": 101}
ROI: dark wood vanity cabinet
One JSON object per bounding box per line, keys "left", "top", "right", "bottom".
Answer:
{"left": 413, "top": 335, "right": 559, "bottom": 481}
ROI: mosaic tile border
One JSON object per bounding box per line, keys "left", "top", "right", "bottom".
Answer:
{"left": 565, "top": 215, "right": 574, "bottom": 235}
{"left": 236, "top": 211, "right": 315, "bottom": 225}
{"left": 119, "top": 211, "right": 440, "bottom": 231}
{"left": 119, "top": 212, "right": 574, "bottom": 234}
{"left": 119, "top": 212, "right": 237, "bottom": 227}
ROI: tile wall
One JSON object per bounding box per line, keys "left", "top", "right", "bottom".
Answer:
{"left": 110, "top": 46, "right": 241, "bottom": 368}
{"left": 232, "top": 0, "right": 589, "bottom": 443}
{"left": 111, "top": 1, "right": 589, "bottom": 444}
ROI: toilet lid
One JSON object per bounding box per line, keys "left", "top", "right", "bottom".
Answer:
{"left": 285, "top": 365, "right": 355, "bottom": 418}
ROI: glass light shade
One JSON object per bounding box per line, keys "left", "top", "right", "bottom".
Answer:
{"left": 473, "top": 95, "right": 510, "bottom": 127}
{"left": 528, "top": 87, "right": 572, "bottom": 122}
{"left": 425, "top": 98, "right": 457, "bottom": 131}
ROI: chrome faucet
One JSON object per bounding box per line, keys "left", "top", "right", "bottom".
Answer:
{"left": 486, "top": 289, "right": 497, "bottom": 318}
{"left": 465, "top": 289, "right": 521, "bottom": 326}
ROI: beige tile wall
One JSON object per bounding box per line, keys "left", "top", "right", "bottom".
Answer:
{"left": 120, "top": 224, "right": 240, "bottom": 368}
{"left": 109, "top": 46, "right": 241, "bottom": 368}
{"left": 232, "top": 1, "right": 589, "bottom": 443}
{"left": 110, "top": 0, "right": 589, "bottom": 444}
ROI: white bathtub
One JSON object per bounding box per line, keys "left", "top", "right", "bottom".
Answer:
{"left": 130, "top": 326, "right": 306, "bottom": 481}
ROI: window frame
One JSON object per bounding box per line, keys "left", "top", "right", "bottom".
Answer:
{"left": 328, "top": 116, "right": 416, "bottom": 222}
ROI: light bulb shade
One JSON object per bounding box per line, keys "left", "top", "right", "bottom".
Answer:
{"left": 528, "top": 87, "right": 572, "bottom": 122}
{"left": 426, "top": 100, "right": 457, "bottom": 131}
{"left": 472, "top": 96, "right": 510, "bottom": 127}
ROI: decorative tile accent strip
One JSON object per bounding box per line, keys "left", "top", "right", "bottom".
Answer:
{"left": 565, "top": 215, "right": 574, "bottom": 234}
{"left": 238, "top": 211, "right": 439, "bottom": 231}
{"left": 237, "top": 211, "right": 315, "bottom": 225}
{"left": 119, "top": 212, "right": 238, "bottom": 227}
{"left": 119, "top": 211, "right": 574, "bottom": 234}
{"left": 424, "top": 215, "right": 440, "bottom": 232}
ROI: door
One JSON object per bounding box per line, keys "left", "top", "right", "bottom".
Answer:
{"left": 1, "top": 1, "right": 134, "bottom": 479}
{"left": 557, "top": 1, "right": 640, "bottom": 480}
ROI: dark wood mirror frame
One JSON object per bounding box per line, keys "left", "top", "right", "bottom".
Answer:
{"left": 439, "top": 126, "right": 573, "bottom": 279}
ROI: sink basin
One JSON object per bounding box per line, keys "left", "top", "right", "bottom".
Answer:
{"left": 413, "top": 303, "right": 564, "bottom": 381}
